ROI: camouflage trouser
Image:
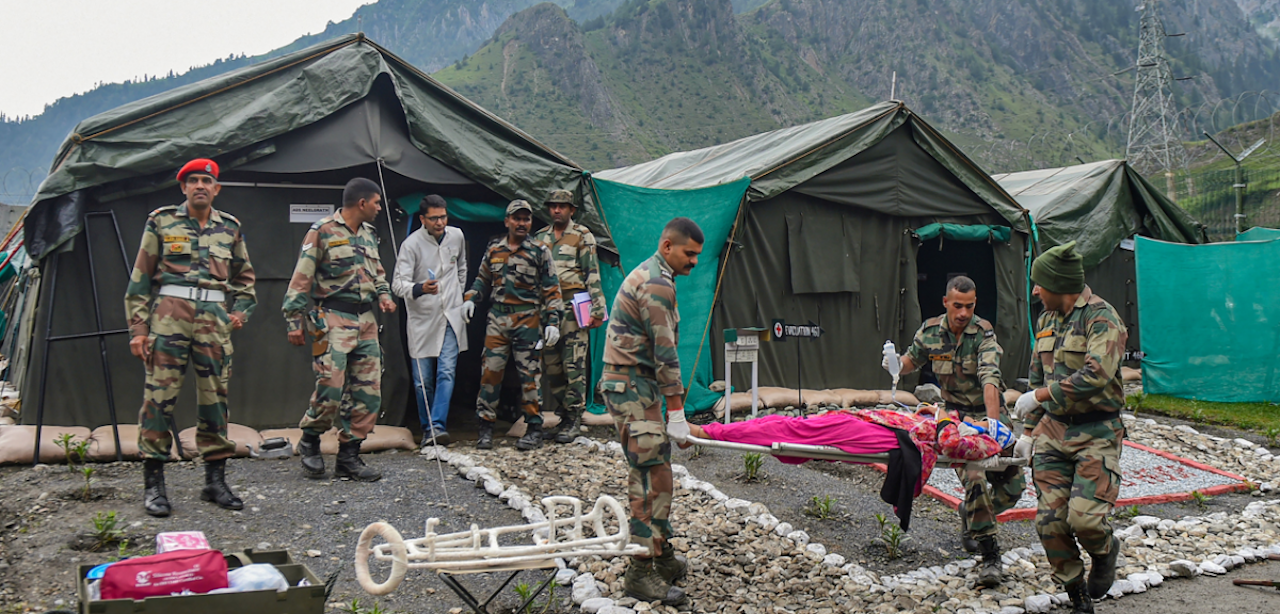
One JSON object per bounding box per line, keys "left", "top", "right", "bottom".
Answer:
{"left": 543, "top": 310, "right": 587, "bottom": 423}
{"left": 476, "top": 307, "right": 542, "bottom": 424}
{"left": 956, "top": 411, "right": 1027, "bottom": 539}
{"left": 600, "top": 366, "right": 672, "bottom": 558}
{"left": 1032, "top": 416, "right": 1125, "bottom": 587}
{"left": 138, "top": 296, "right": 236, "bottom": 461}
{"left": 299, "top": 308, "right": 381, "bottom": 443}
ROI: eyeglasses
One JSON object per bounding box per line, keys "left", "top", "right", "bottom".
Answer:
{"left": 423, "top": 215, "right": 448, "bottom": 222}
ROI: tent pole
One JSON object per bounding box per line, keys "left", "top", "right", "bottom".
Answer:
{"left": 375, "top": 159, "right": 401, "bottom": 255}
{"left": 83, "top": 212, "right": 125, "bottom": 461}
{"left": 32, "top": 251, "right": 58, "bottom": 466}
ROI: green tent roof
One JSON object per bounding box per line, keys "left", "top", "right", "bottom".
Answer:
{"left": 26, "top": 34, "right": 606, "bottom": 259}
{"left": 992, "top": 160, "right": 1206, "bottom": 268}
{"left": 595, "top": 100, "right": 1028, "bottom": 230}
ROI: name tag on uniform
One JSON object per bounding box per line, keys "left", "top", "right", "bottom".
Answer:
{"left": 328, "top": 238, "right": 350, "bottom": 247}
{"left": 928, "top": 353, "right": 953, "bottom": 361}
{"left": 1035, "top": 330, "right": 1054, "bottom": 339}
{"left": 163, "top": 235, "right": 190, "bottom": 243}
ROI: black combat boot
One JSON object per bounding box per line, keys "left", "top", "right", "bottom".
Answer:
{"left": 516, "top": 422, "right": 544, "bottom": 451}
{"left": 959, "top": 506, "right": 978, "bottom": 553}
{"left": 1087, "top": 535, "right": 1121, "bottom": 599}
{"left": 654, "top": 547, "right": 688, "bottom": 583}
{"left": 200, "top": 458, "right": 244, "bottom": 510}
{"left": 335, "top": 441, "right": 382, "bottom": 481}
{"left": 622, "top": 557, "right": 686, "bottom": 606}
{"left": 143, "top": 459, "right": 171, "bottom": 517}
{"left": 976, "top": 536, "right": 1002, "bottom": 588}
{"left": 297, "top": 432, "right": 326, "bottom": 479}
{"left": 554, "top": 414, "right": 581, "bottom": 444}
{"left": 1066, "top": 580, "right": 1095, "bottom": 614}
{"left": 477, "top": 421, "right": 494, "bottom": 450}
{"left": 542, "top": 412, "right": 564, "bottom": 441}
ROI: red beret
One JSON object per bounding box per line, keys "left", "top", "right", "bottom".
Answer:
{"left": 177, "top": 158, "right": 219, "bottom": 182}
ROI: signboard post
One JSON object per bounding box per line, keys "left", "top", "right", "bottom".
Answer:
{"left": 770, "top": 319, "right": 824, "bottom": 409}
{"left": 723, "top": 328, "right": 763, "bottom": 424}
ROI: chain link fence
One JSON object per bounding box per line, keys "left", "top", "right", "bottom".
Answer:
{"left": 1163, "top": 167, "right": 1280, "bottom": 242}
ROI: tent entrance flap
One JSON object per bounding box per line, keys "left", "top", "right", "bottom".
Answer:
{"left": 916, "top": 235, "right": 999, "bottom": 327}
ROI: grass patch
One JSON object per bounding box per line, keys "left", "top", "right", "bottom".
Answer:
{"left": 1128, "top": 393, "right": 1280, "bottom": 435}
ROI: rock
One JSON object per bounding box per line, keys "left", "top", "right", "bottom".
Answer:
{"left": 805, "top": 543, "right": 827, "bottom": 558}
{"left": 823, "top": 553, "right": 847, "bottom": 567}
{"left": 555, "top": 568, "right": 577, "bottom": 586}
{"left": 598, "top": 607, "right": 636, "bottom": 614}
{"left": 725, "top": 498, "right": 752, "bottom": 511}
{"left": 999, "top": 608, "right": 1026, "bottom": 614}
{"left": 581, "top": 597, "right": 615, "bottom": 613}
{"left": 774, "top": 522, "right": 793, "bottom": 537}
{"left": 1198, "top": 561, "right": 1227, "bottom": 576}
{"left": 786, "top": 530, "right": 811, "bottom": 547}
{"left": 484, "top": 479, "right": 504, "bottom": 496}
{"left": 255, "top": 542, "right": 272, "bottom": 551}
{"left": 1168, "top": 560, "right": 1200, "bottom": 577}
{"left": 1157, "top": 519, "right": 1176, "bottom": 531}
{"left": 305, "top": 550, "right": 322, "bottom": 557}
{"left": 914, "top": 384, "right": 943, "bottom": 404}
{"left": 1107, "top": 583, "right": 1126, "bottom": 599}
{"left": 1145, "top": 570, "right": 1164, "bottom": 587}
{"left": 1233, "top": 438, "right": 1256, "bottom": 449}
{"left": 1023, "top": 594, "right": 1053, "bottom": 613}
{"left": 1130, "top": 516, "right": 1162, "bottom": 530}
{"left": 572, "top": 579, "right": 602, "bottom": 604}
{"left": 1113, "top": 579, "right": 1137, "bottom": 594}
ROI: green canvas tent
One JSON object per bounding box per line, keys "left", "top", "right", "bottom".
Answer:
{"left": 591, "top": 101, "right": 1032, "bottom": 413}
{"left": 20, "top": 34, "right": 608, "bottom": 434}
{"left": 992, "top": 160, "right": 1206, "bottom": 355}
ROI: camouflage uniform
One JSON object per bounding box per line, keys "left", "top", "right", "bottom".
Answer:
{"left": 905, "top": 314, "right": 1024, "bottom": 540}
{"left": 465, "top": 236, "right": 562, "bottom": 425}
{"left": 282, "top": 210, "right": 390, "bottom": 443}
{"left": 533, "top": 221, "right": 606, "bottom": 424}
{"left": 600, "top": 253, "right": 682, "bottom": 557}
{"left": 125, "top": 203, "right": 256, "bottom": 461}
{"left": 1024, "top": 285, "right": 1128, "bottom": 588}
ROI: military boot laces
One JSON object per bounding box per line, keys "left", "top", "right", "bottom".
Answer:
{"left": 143, "top": 459, "right": 171, "bottom": 518}
{"left": 555, "top": 415, "right": 581, "bottom": 444}
{"left": 654, "top": 548, "right": 688, "bottom": 584}
{"left": 959, "top": 507, "right": 978, "bottom": 553}
{"left": 623, "top": 558, "right": 686, "bottom": 606}
{"left": 200, "top": 459, "right": 244, "bottom": 510}
{"left": 516, "top": 423, "right": 544, "bottom": 451}
{"left": 977, "top": 536, "right": 1002, "bottom": 588}
{"left": 335, "top": 441, "right": 382, "bottom": 481}
{"left": 476, "top": 421, "right": 495, "bottom": 450}
{"left": 1066, "top": 580, "right": 1095, "bottom": 614}
{"left": 298, "top": 433, "right": 326, "bottom": 479}
{"left": 1087, "top": 535, "right": 1121, "bottom": 599}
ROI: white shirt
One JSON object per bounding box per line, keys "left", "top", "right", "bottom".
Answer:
{"left": 392, "top": 226, "right": 469, "bottom": 358}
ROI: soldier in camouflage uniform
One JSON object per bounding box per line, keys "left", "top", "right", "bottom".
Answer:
{"left": 599, "top": 217, "right": 704, "bottom": 606}
{"left": 283, "top": 177, "right": 397, "bottom": 482}
{"left": 1012, "top": 241, "right": 1127, "bottom": 614}
{"left": 464, "top": 200, "right": 563, "bottom": 451}
{"left": 533, "top": 189, "right": 607, "bottom": 444}
{"left": 888, "top": 275, "right": 1024, "bottom": 587}
{"left": 124, "top": 158, "right": 256, "bottom": 517}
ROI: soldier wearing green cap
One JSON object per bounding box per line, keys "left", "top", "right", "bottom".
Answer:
{"left": 533, "top": 189, "right": 607, "bottom": 444}
{"left": 1011, "top": 240, "right": 1127, "bottom": 614}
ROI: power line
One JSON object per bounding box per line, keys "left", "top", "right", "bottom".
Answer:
{"left": 1126, "top": 0, "right": 1188, "bottom": 176}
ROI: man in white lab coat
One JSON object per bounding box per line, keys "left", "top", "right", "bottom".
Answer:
{"left": 392, "top": 195, "right": 469, "bottom": 447}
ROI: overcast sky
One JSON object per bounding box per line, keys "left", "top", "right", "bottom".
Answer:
{"left": 0, "top": 0, "right": 373, "bottom": 118}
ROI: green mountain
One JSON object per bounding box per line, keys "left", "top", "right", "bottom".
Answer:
{"left": 3, "top": 0, "right": 1279, "bottom": 206}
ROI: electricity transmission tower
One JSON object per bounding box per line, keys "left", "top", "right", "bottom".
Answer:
{"left": 1126, "top": 0, "right": 1187, "bottom": 178}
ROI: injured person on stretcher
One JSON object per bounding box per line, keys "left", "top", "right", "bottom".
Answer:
{"left": 678, "top": 406, "right": 1025, "bottom": 530}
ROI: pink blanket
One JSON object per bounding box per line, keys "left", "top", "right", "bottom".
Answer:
{"left": 702, "top": 413, "right": 900, "bottom": 463}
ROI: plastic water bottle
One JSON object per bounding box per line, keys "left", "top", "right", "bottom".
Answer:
{"left": 883, "top": 340, "right": 900, "bottom": 404}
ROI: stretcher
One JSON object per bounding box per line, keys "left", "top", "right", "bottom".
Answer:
{"left": 683, "top": 434, "right": 1030, "bottom": 470}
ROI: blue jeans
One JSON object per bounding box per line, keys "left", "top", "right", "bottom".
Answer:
{"left": 412, "top": 326, "right": 459, "bottom": 435}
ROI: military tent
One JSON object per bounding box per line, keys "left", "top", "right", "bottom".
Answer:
{"left": 590, "top": 101, "right": 1032, "bottom": 414}
{"left": 20, "top": 34, "right": 610, "bottom": 436}
{"left": 992, "top": 160, "right": 1206, "bottom": 355}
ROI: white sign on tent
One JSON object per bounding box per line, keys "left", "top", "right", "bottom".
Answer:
{"left": 290, "top": 204, "right": 334, "bottom": 224}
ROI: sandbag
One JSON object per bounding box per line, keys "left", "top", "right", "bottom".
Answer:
{"left": 877, "top": 390, "right": 920, "bottom": 406}
{"left": 177, "top": 423, "right": 263, "bottom": 459}
{"left": 711, "top": 392, "right": 758, "bottom": 416}
{"left": 260, "top": 426, "right": 416, "bottom": 455}
{"left": 506, "top": 414, "right": 562, "bottom": 439}
{"left": 757, "top": 387, "right": 801, "bottom": 409}
{"left": 1121, "top": 366, "right": 1142, "bottom": 383}
{"left": 799, "top": 389, "right": 843, "bottom": 408}
{"left": 0, "top": 425, "right": 93, "bottom": 465}
{"left": 1003, "top": 389, "right": 1022, "bottom": 407}
{"left": 832, "top": 389, "right": 881, "bottom": 408}
{"left": 86, "top": 424, "right": 182, "bottom": 462}
{"left": 583, "top": 411, "right": 614, "bottom": 426}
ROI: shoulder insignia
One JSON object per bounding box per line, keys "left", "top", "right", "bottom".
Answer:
{"left": 302, "top": 242, "right": 314, "bottom": 252}
{"left": 149, "top": 204, "right": 178, "bottom": 217}
{"left": 924, "top": 315, "right": 944, "bottom": 328}
{"left": 976, "top": 318, "right": 995, "bottom": 337}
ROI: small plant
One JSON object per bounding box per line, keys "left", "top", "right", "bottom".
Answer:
{"left": 741, "top": 452, "right": 764, "bottom": 482}
{"left": 688, "top": 444, "right": 705, "bottom": 459}
{"left": 113, "top": 539, "right": 131, "bottom": 562}
{"left": 1125, "top": 392, "right": 1146, "bottom": 412}
{"left": 55, "top": 433, "right": 87, "bottom": 471}
{"left": 1190, "top": 490, "right": 1211, "bottom": 509}
{"left": 875, "top": 518, "right": 912, "bottom": 559}
{"left": 80, "top": 465, "right": 95, "bottom": 500}
{"left": 340, "top": 599, "right": 391, "bottom": 614}
{"left": 1113, "top": 504, "right": 1142, "bottom": 520}
{"left": 873, "top": 512, "right": 890, "bottom": 533}
{"left": 1263, "top": 426, "right": 1280, "bottom": 447}
{"left": 89, "top": 511, "right": 125, "bottom": 551}
{"left": 1191, "top": 406, "right": 1205, "bottom": 422}
{"left": 804, "top": 495, "right": 838, "bottom": 520}
{"left": 1244, "top": 480, "right": 1259, "bottom": 493}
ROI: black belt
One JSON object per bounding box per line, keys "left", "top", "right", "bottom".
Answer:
{"left": 603, "top": 364, "right": 655, "bottom": 379}
{"left": 319, "top": 298, "right": 373, "bottom": 315}
{"left": 1048, "top": 410, "right": 1119, "bottom": 426}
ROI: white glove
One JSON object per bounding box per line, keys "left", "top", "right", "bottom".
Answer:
{"left": 1013, "top": 390, "right": 1040, "bottom": 420}
{"left": 543, "top": 325, "right": 560, "bottom": 346}
{"left": 462, "top": 301, "right": 475, "bottom": 323}
{"left": 881, "top": 353, "right": 901, "bottom": 373}
{"left": 1013, "top": 434, "right": 1035, "bottom": 462}
{"left": 965, "top": 455, "right": 1008, "bottom": 472}
{"left": 666, "top": 409, "right": 691, "bottom": 443}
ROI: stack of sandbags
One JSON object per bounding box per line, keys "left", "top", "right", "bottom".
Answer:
{"left": 1121, "top": 366, "right": 1142, "bottom": 383}
{"left": 0, "top": 425, "right": 93, "bottom": 464}
{"left": 255, "top": 426, "right": 416, "bottom": 455}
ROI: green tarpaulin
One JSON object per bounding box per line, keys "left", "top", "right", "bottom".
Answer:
{"left": 915, "top": 223, "right": 1011, "bottom": 243}
{"left": 1237, "top": 227, "right": 1280, "bottom": 242}
{"left": 397, "top": 194, "right": 506, "bottom": 222}
{"left": 1136, "top": 236, "right": 1280, "bottom": 402}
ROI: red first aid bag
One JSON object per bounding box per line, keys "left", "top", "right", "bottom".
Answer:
{"left": 101, "top": 549, "right": 228, "bottom": 600}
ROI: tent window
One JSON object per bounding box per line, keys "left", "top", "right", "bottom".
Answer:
{"left": 786, "top": 203, "right": 860, "bottom": 294}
